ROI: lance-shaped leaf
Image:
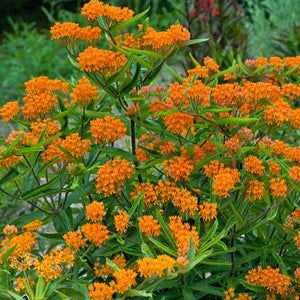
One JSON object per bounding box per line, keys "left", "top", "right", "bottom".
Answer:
{"left": 214, "top": 117, "right": 258, "bottom": 125}
{"left": 128, "top": 192, "right": 143, "bottom": 218}
{"left": 148, "top": 237, "right": 177, "bottom": 257}
{"left": 184, "top": 38, "right": 209, "bottom": 46}
{"left": 120, "top": 63, "right": 141, "bottom": 96}
{"left": 123, "top": 47, "right": 165, "bottom": 60}
{"left": 165, "top": 64, "right": 184, "bottom": 83}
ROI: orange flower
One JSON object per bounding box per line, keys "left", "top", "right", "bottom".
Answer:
{"left": 77, "top": 47, "right": 127, "bottom": 75}
{"left": 268, "top": 160, "right": 281, "bottom": 176}
{"left": 110, "top": 269, "right": 137, "bottom": 294}
{"left": 282, "top": 83, "right": 300, "bottom": 99}
{"left": 0, "top": 153, "right": 20, "bottom": 169}
{"left": 192, "top": 142, "right": 217, "bottom": 163}
{"left": 169, "top": 216, "right": 199, "bottom": 250}
{"left": 137, "top": 255, "right": 176, "bottom": 278}
{"left": 138, "top": 215, "right": 161, "bottom": 237}
{"left": 290, "top": 166, "right": 300, "bottom": 182}
{"left": 204, "top": 57, "right": 219, "bottom": 73}
{"left": 264, "top": 99, "right": 291, "bottom": 127}
{"left": 204, "top": 160, "right": 224, "bottom": 178}
{"left": 163, "top": 156, "right": 194, "bottom": 182}
{"left": 94, "top": 254, "right": 126, "bottom": 277}
{"left": 90, "top": 116, "right": 127, "bottom": 144}
{"left": 0, "top": 101, "right": 19, "bottom": 121}
{"left": 71, "top": 76, "right": 99, "bottom": 105}
{"left": 269, "top": 178, "right": 287, "bottom": 197}
{"left": 212, "top": 168, "right": 240, "bottom": 198}
{"left": 288, "top": 109, "right": 300, "bottom": 129}
{"left": 245, "top": 266, "right": 292, "bottom": 296}
{"left": 23, "top": 220, "right": 43, "bottom": 232}
{"left": 187, "top": 65, "right": 209, "bottom": 80}
{"left": 164, "top": 112, "right": 194, "bottom": 135}
{"left": 199, "top": 202, "right": 217, "bottom": 221}
{"left": 159, "top": 141, "right": 176, "bottom": 156}
{"left": 114, "top": 210, "right": 130, "bottom": 233}
{"left": 244, "top": 155, "right": 265, "bottom": 177}
{"left": 89, "top": 282, "right": 114, "bottom": 300}
{"left": 95, "top": 158, "right": 135, "bottom": 196}
{"left": 81, "top": 1, "right": 134, "bottom": 23}
{"left": 63, "top": 231, "right": 86, "bottom": 252}
{"left": 224, "top": 135, "right": 240, "bottom": 153}
{"left": 246, "top": 180, "right": 264, "bottom": 201}
{"left": 81, "top": 223, "right": 109, "bottom": 248}
{"left": 269, "top": 56, "right": 283, "bottom": 70}
{"left": 186, "top": 80, "right": 211, "bottom": 106}
{"left": 86, "top": 201, "right": 105, "bottom": 222}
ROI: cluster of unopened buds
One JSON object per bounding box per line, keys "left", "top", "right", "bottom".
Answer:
{"left": 125, "top": 103, "right": 140, "bottom": 119}
{"left": 176, "top": 246, "right": 189, "bottom": 268}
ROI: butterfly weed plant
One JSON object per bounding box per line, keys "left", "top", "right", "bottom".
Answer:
{"left": 0, "top": 1, "right": 300, "bottom": 299}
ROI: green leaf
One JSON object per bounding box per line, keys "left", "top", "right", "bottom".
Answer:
{"left": 240, "top": 279, "right": 267, "bottom": 292}
{"left": 148, "top": 238, "right": 177, "bottom": 257}
{"left": 214, "top": 117, "right": 258, "bottom": 125}
{"left": 125, "top": 289, "right": 153, "bottom": 298}
{"left": 52, "top": 105, "right": 76, "bottom": 120}
{"left": 7, "top": 132, "right": 24, "bottom": 156}
{"left": 106, "top": 258, "right": 120, "bottom": 273}
{"left": 120, "top": 63, "right": 141, "bottom": 96}
{"left": 0, "top": 289, "right": 23, "bottom": 300}
{"left": 189, "top": 53, "right": 201, "bottom": 66}
{"left": 123, "top": 47, "right": 165, "bottom": 59}
{"left": 56, "top": 144, "right": 78, "bottom": 164}
{"left": 199, "top": 106, "right": 232, "bottom": 114}
{"left": 184, "top": 38, "right": 209, "bottom": 46}
{"left": 186, "top": 236, "right": 195, "bottom": 264}
{"left": 201, "top": 259, "right": 231, "bottom": 266}
{"left": 110, "top": 7, "right": 150, "bottom": 32}
{"left": 272, "top": 250, "right": 288, "bottom": 275}
{"left": 165, "top": 64, "right": 184, "bottom": 83}
{"left": 128, "top": 192, "right": 143, "bottom": 218}
{"left": 11, "top": 210, "right": 44, "bottom": 227}
{"left": 141, "top": 243, "right": 155, "bottom": 258}
{"left": 182, "top": 287, "right": 196, "bottom": 300}
{"left": 35, "top": 276, "right": 44, "bottom": 298}
{"left": 184, "top": 249, "right": 212, "bottom": 273}
{"left": 189, "top": 283, "right": 225, "bottom": 297}
{"left": 75, "top": 108, "right": 107, "bottom": 119}
{"left": 0, "top": 169, "right": 19, "bottom": 185}
{"left": 1, "top": 244, "right": 17, "bottom": 263}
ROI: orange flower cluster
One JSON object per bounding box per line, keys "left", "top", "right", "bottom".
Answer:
{"left": 269, "top": 178, "right": 287, "bottom": 198}
{"left": 110, "top": 269, "right": 137, "bottom": 294}
{"left": 159, "top": 141, "right": 176, "bottom": 156}
{"left": 94, "top": 254, "right": 126, "bottom": 277}
{"left": 244, "top": 155, "right": 265, "bottom": 177}
{"left": 245, "top": 266, "right": 292, "bottom": 296}
{"left": 114, "top": 33, "right": 140, "bottom": 49}
{"left": 51, "top": 22, "right": 101, "bottom": 42}
{"left": 42, "top": 133, "right": 90, "bottom": 163}
{"left": 264, "top": 99, "right": 291, "bottom": 127}
{"left": 71, "top": 76, "right": 99, "bottom": 105}
{"left": 89, "top": 282, "right": 114, "bottom": 300}
{"left": 22, "top": 76, "right": 68, "bottom": 120}
{"left": 0, "top": 101, "right": 19, "bottom": 121}
{"left": 294, "top": 231, "right": 300, "bottom": 250}
{"left": 86, "top": 201, "right": 105, "bottom": 222}
{"left": 224, "top": 288, "right": 252, "bottom": 300}
{"left": 138, "top": 215, "right": 161, "bottom": 237}
{"left": 186, "top": 80, "right": 211, "bottom": 106}
{"left": 288, "top": 109, "right": 300, "bottom": 129}
{"left": 141, "top": 25, "right": 190, "bottom": 53}
{"left": 246, "top": 180, "right": 264, "bottom": 201}
{"left": 268, "top": 160, "right": 281, "bottom": 176}
{"left": 95, "top": 158, "right": 135, "bottom": 196}
{"left": 90, "top": 116, "right": 127, "bottom": 144}
{"left": 290, "top": 166, "right": 300, "bottom": 182}
{"left": 187, "top": 65, "right": 209, "bottom": 80}
{"left": 204, "top": 160, "right": 224, "bottom": 178}
{"left": 81, "top": 1, "right": 134, "bottom": 23}
{"left": 23, "top": 220, "right": 43, "bottom": 232}
{"left": 0, "top": 153, "right": 20, "bottom": 169}
{"left": 169, "top": 216, "right": 199, "bottom": 250}
{"left": 212, "top": 168, "right": 240, "bottom": 198}
{"left": 168, "top": 82, "right": 189, "bottom": 107}
{"left": 35, "top": 247, "right": 74, "bottom": 282}
{"left": 63, "top": 231, "right": 86, "bottom": 252}
{"left": 199, "top": 202, "right": 217, "bottom": 221}
{"left": 77, "top": 47, "right": 127, "bottom": 75}
{"left": 81, "top": 223, "right": 109, "bottom": 248}
{"left": 284, "top": 208, "right": 300, "bottom": 230}
{"left": 193, "top": 141, "right": 217, "bottom": 163}
{"left": 114, "top": 210, "right": 130, "bottom": 233}
{"left": 282, "top": 83, "right": 300, "bottom": 99}
{"left": 137, "top": 255, "right": 176, "bottom": 278}
{"left": 224, "top": 136, "right": 241, "bottom": 153}
{"left": 163, "top": 156, "right": 194, "bottom": 181}
{"left": 204, "top": 57, "right": 220, "bottom": 73}
{"left": 164, "top": 112, "right": 194, "bottom": 135}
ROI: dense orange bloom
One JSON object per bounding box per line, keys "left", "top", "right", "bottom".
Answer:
{"left": 224, "top": 288, "right": 252, "bottom": 300}
{"left": 94, "top": 254, "right": 126, "bottom": 277}
{"left": 63, "top": 231, "right": 86, "bottom": 252}
{"left": 245, "top": 266, "right": 292, "bottom": 296}
{"left": 71, "top": 76, "right": 99, "bottom": 105}
{"left": 138, "top": 215, "right": 161, "bottom": 237}
{"left": 90, "top": 116, "right": 127, "bottom": 144}
{"left": 0, "top": 153, "right": 20, "bottom": 169}
{"left": 255, "top": 57, "right": 268, "bottom": 68}
{"left": 186, "top": 80, "right": 211, "bottom": 106}
{"left": 271, "top": 140, "right": 286, "bottom": 156}
{"left": 86, "top": 201, "right": 105, "bottom": 222}
{"left": 164, "top": 112, "right": 194, "bottom": 135}
{"left": 169, "top": 216, "right": 199, "bottom": 250}
{"left": 246, "top": 180, "right": 264, "bottom": 201}
{"left": 42, "top": 133, "right": 90, "bottom": 163}
{"left": 268, "top": 160, "right": 281, "bottom": 176}
{"left": 23, "top": 220, "right": 43, "bottom": 232}
{"left": 35, "top": 247, "right": 74, "bottom": 282}
{"left": 282, "top": 83, "right": 300, "bottom": 99}
{"left": 141, "top": 25, "right": 190, "bottom": 53}
{"left": 244, "top": 155, "right": 265, "bottom": 176}
{"left": 0, "top": 101, "right": 19, "bottom": 121}
{"left": 132, "top": 182, "right": 158, "bottom": 207}
{"left": 288, "top": 109, "right": 300, "bottom": 129}
{"left": 199, "top": 202, "right": 217, "bottom": 221}
{"left": 193, "top": 141, "right": 217, "bottom": 163}
{"left": 168, "top": 82, "right": 189, "bottom": 106}
{"left": 204, "top": 56, "right": 219, "bottom": 73}
{"left": 284, "top": 208, "right": 300, "bottom": 230}
{"left": 159, "top": 141, "right": 176, "bottom": 156}
{"left": 81, "top": 223, "right": 109, "bottom": 248}
{"left": 15, "top": 276, "right": 35, "bottom": 294}
{"left": 96, "top": 158, "right": 134, "bottom": 196}
{"left": 163, "top": 156, "right": 194, "bottom": 181}
{"left": 290, "top": 166, "right": 300, "bottom": 182}
{"left": 22, "top": 76, "right": 68, "bottom": 120}
{"left": 135, "top": 148, "right": 150, "bottom": 163}
{"left": 294, "top": 231, "right": 300, "bottom": 250}
{"left": 187, "top": 65, "right": 209, "bottom": 80}
{"left": 204, "top": 160, "right": 224, "bottom": 178}
{"left": 81, "top": 1, "right": 134, "bottom": 23}
{"left": 137, "top": 255, "right": 176, "bottom": 278}
{"left": 114, "top": 33, "right": 140, "bottom": 49}
{"left": 264, "top": 99, "right": 291, "bottom": 127}
{"left": 111, "top": 269, "right": 137, "bottom": 294}
{"left": 89, "top": 282, "right": 114, "bottom": 300}
{"left": 269, "top": 178, "right": 287, "bottom": 197}
{"left": 269, "top": 56, "right": 283, "bottom": 70}
{"left": 77, "top": 47, "right": 127, "bottom": 75}
{"left": 212, "top": 168, "right": 240, "bottom": 198}
{"left": 114, "top": 210, "right": 130, "bottom": 233}
{"left": 284, "top": 56, "right": 300, "bottom": 73}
